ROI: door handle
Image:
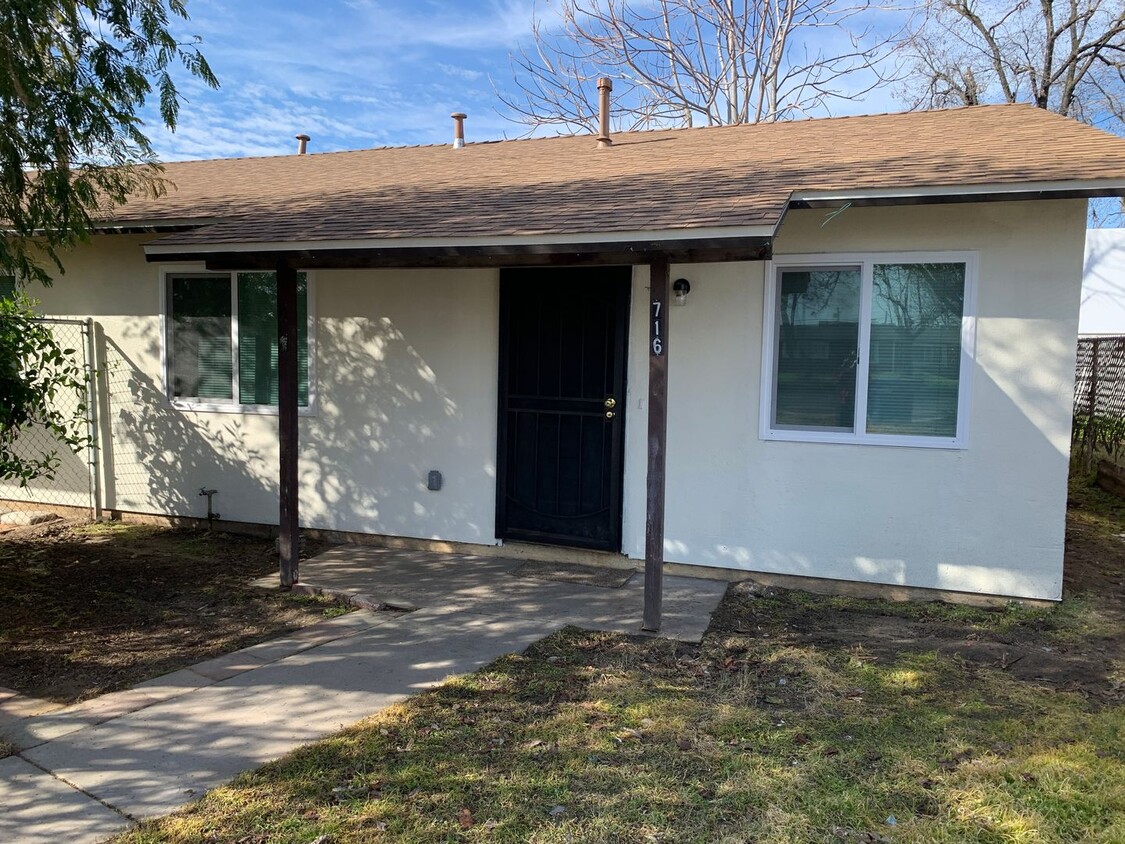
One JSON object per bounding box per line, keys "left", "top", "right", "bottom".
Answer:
{"left": 604, "top": 397, "right": 617, "bottom": 409}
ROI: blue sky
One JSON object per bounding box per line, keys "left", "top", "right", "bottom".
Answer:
{"left": 142, "top": 0, "right": 544, "bottom": 159}
{"left": 143, "top": 0, "right": 906, "bottom": 161}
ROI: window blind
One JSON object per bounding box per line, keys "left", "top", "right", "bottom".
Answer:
{"left": 170, "top": 274, "right": 233, "bottom": 401}
{"left": 167, "top": 272, "right": 310, "bottom": 407}
{"left": 866, "top": 263, "right": 964, "bottom": 437}
{"left": 236, "top": 273, "right": 309, "bottom": 407}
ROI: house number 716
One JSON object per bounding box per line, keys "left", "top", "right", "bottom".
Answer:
{"left": 651, "top": 300, "right": 664, "bottom": 356}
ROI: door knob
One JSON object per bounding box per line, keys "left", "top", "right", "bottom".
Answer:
{"left": 604, "top": 397, "right": 617, "bottom": 409}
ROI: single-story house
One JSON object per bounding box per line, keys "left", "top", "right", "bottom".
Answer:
{"left": 1081, "top": 228, "right": 1125, "bottom": 335}
{"left": 6, "top": 103, "right": 1125, "bottom": 616}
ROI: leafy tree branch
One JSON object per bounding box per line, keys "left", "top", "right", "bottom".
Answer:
{"left": 0, "top": 293, "right": 90, "bottom": 485}
{"left": 1, "top": 0, "right": 216, "bottom": 482}
{"left": 0, "top": 0, "right": 218, "bottom": 287}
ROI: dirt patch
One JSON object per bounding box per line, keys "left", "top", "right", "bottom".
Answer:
{"left": 0, "top": 519, "right": 347, "bottom": 703}
{"left": 1064, "top": 492, "right": 1125, "bottom": 599}
{"left": 710, "top": 501, "right": 1125, "bottom": 704}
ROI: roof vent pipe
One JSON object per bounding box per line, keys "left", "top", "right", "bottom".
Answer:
{"left": 596, "top": 78, "right": 613, "bottom": 148}
{"left": 295, "top": 133, "right": 310, "bottom": 155}
{"left": 451, "top": 112, "right": 467, "bottom": 149}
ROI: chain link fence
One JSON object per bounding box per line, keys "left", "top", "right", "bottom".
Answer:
{"left": 0, "top": 318, "right": 98, "bottom": 519}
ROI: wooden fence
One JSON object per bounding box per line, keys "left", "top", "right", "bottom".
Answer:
{"left": 1073, "top": 335, "right": 1125, "bottom": 466}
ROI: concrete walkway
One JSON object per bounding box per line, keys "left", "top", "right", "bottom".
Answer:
{"left": 0, "top": 548, "right": 727, "bottom": 843}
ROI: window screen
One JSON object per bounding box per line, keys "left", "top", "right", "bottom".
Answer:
{"left": 765, "top": 256, "right": 970, "bottom": 445}
{"left": 867, "top": 263, "right": 965, "bottom": 437}
{"left": 773, "top": 267, "right": 861, "bottom": 432}
{"left": 237, "top": 273, "right": 309, "bottom": 406}
{"left": 169, "top": 274, "right": 233, "bottom": 401}
{"left": 166, "top": 271, "right": 310, "bottom": 408}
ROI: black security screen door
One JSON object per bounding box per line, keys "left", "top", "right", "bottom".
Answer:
{"left": 496, "top": 267, "right": 631, "bottom": 551}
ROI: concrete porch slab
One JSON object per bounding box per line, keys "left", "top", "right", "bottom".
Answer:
{"left": 253, "top": 546, "right": 728, "bottom": 643}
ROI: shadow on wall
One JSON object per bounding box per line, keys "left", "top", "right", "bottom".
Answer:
{"left": 670, "top": 322, "right": 1071, "bottom": 600}
{"left": 97, "top": 321, "right": 277, "bottom": 521}
{"left": 0, "top": 320, "right": 93, "bottom": 511}
{"left": 302, "top": 314, "right": 494, "bottom": 542}
{"left": 0, "top": 426, "right": 92, "bottom": 512}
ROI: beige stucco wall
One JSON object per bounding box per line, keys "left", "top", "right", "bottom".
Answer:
{"left": 621, "top": 200, "right": 1085, "bottom": 600}
{"left": 8, "top": 238, "right": 501, "bottom": 545}
{"left": 4, "top": 198, "right": 1086, "bottom": 599}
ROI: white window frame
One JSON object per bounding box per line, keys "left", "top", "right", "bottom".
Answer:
{"left": 159, "top": 264, "right": 318, "bottom": 415}
{"left": 759, "top": 251, "right": 977, "bottom": 449}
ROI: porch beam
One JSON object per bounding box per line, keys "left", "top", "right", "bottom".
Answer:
{"left": 277, "top": 259, "right": 300, "bottom": 588}
{"left": 643, "top": 257, "right": 670, "bottom": 632}
{"left": 146, "top": 237, "right": 772, "bottom": 271}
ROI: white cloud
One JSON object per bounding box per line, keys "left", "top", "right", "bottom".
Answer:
{"left": 438, "top": 63, "right": 486, "bottom": 82}
{"left": 139, "top": 0, "right": 535, "bottom": 159}
{"left": 343, "top": 0, "right": 539, "bottom": 50}
{"left": 141, "top": 0, "right": 913, "bottom": 161}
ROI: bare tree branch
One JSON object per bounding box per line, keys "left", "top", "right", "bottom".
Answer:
{"left": 897, "top": 0, "right": 1125, "bottom": 222}
{"left": 499, "top": 0, "right": 907, "bottom": 133}
{"left": 898, "top": 0, "right": 1125, "bottom": 128}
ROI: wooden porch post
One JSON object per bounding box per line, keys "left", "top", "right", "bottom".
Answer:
{"left": 643, "top": 257, "right": 670, "bottom": 631}
{"left": 277, "top": 260, "right": 300, "bottom": 587}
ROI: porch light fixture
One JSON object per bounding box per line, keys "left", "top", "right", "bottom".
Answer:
{"left": 673, "top": 277, "right": 691, "bottom": 305}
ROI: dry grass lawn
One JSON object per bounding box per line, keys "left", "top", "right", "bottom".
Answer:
{"left": 111, "top": 481, "right": 1124, "bottom": 844}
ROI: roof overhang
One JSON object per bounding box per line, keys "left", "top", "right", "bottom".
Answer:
{"left": 2, "top": 217, "right": 213, "bottom": 238}
{"left": 788, "top": 177, "right": 1125, "bottom": 209}
{"left": 90, "top": 216, "right": 219, "bottom": 234}
{"left": 137, "top": 176, "right": 1125, "bottom": 270}
{"left": 143, "top": 225, "right": 777, "bottom": 269}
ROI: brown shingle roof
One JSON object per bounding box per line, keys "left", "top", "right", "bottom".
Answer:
{"left": 135, "top": 105, "right": 1125, "bottom": 247}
